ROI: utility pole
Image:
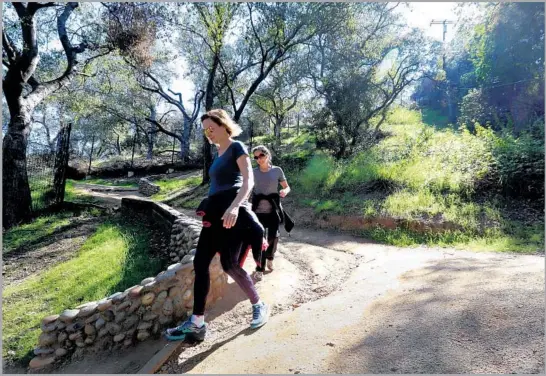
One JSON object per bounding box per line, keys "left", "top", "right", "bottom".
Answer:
{"left": 431, "top": 19, "right": 456, "bottom": 123}
{"left": 430, "top": 19, "right": 455, "bottom": 68}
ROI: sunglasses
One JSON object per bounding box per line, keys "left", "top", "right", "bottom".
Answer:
{"left": 253, "top": 153, "right": 266, "bottom": 160}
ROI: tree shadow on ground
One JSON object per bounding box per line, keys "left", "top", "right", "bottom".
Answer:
{"left": 204, "top": 277, "right": 253, "bottom": 323}
{"left": 172, "top": 325, "right": 261, "bottom": 373}
{"left": 3, "top": 216, "right": 101, "bottom": 258}
{"left": 330, "top": 257, "right": 545, "bottom": 373}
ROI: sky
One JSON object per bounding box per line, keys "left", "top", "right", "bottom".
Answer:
{"left": 170, "top": 2, "right": 459, "bottom": 107}
{"left": 401, "top": 2, "right": 459, "bottom": 43}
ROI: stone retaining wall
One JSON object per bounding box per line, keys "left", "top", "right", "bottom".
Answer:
{"left": 138, "top": 178, "right": 161, "bottom": 196}
{"left": 29, "top": 198, "right": 226, "bottom": 370}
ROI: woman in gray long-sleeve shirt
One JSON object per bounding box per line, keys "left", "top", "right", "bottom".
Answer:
{"left": 250, "top": 145, "right": 291, "bottom": 280}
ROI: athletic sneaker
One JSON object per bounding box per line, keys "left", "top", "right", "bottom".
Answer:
{"left": 266, "top": 259, "right": 274, "bottom": 271}
{"left": 165, "top": 319, "right": 206, "bottom": 342}
{"left": 250, "top": 301, "right": 269, "bottom": 329}
{"left": 254, "top": 271, "right": 263, "bottom": 281}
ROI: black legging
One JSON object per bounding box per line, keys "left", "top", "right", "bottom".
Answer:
{"left": 240, "top": 212, "right": 280, "bottom": 272}
{"left": 257, "top": 212, "right": 280, "bottom": 260}
{"left": 192, "top": 217, "right": 260, "bottom": 316}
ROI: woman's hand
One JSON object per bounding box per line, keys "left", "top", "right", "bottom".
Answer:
{"left": 222, "top": 205, "right": 239, "bottom": 228}
{"left": 279, "top": 182, "right": 290, "bottom": 198}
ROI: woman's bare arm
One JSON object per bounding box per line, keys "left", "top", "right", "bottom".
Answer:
{"left": 280, "top": 180, "right": 291, "bottom": 197}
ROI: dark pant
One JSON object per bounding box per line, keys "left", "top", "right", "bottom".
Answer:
{"left": 240, "top": 212, "right": 280, "bottom": 272}
{"left": 192, "top": 224, "right": 260, "bottom": 316}
{"left": 198, "top": 191, "right": 265, "bottom": 267}
{"left": 257, "top": 212, "right": 280, "bottom": 260}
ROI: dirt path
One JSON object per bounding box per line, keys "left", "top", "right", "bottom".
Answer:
{"left": 160, "top": 226, "right": 544, "bottom": 374}
{"left": 45, "top": 188, "right": 544, "bottom": 374}
{"left": 73, "top": 183, "right": 146, "bottom": 208}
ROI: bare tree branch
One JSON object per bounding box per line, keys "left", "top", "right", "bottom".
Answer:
{"left": 159, "top": 109, "right": 177, "bottom": 124}
{"left": 27, "top": 2, "right": 57, "bottom": 15}
{"left": 191, "top": 90, "right": 205, "bottom": 120}
{"left": 145, "top": 118, "right": 181, "bottom": 141}
{"left": 248, "top": 4, "right": 266, "bottom": 59}
{"left": 23, "top": 3, "right": 113, "bottom": 107}
{"left": 2, "top": 31, "right": 19, "bottom": 64}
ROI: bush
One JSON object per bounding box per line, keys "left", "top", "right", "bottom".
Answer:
{"left": 386, "top": 107, "right": 423, "bottom": 125}
{"left": 458, "top": 88, "right": 494, "bottom": 129}
{"left": 298, "top": 153, "right": 339, "bottom": 194}
{"left": 477, "top": 121, "right": 544, "bottom": 198}
{"left": 278, "top": 150, "right": 313, "bottom": 174}
{"left": 300, "top": 110, "right": 544, "bottom": 200}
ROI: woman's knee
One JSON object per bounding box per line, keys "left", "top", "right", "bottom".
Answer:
{"left": 193, "top": 252, "right": 211, "bottom": 274}
{"left": 220, "top": 257, "right": 234, "bottom": 273}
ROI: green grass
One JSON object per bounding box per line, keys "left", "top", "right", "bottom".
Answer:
{"left": 289, "top": 108, "right": 543, "bottom": 254}
{"left": 385, "top": 106, "right": 423, "bottom": 125}
{"left": 170, "top": 183, "right": 209, "bottom": 210}
{"left": 421, "top": 108, "right": 451, "bottom": 129}
{"left": 2, "top": 218, "right": 163, "bottom": 365}
{"left": 295, "top": 188, "right": 543, "bottom": 254}
{"left": 83, "top": 178, "right": 138, "bottom": 188}
{"left": 64, "top": 180, "right": 99, "bottom": 203}
{"left": 28, "top": 175, "right": 55, "bottom": 211}
{"left": 357, "top": 221, "right": 543, "bottom": 254}
{"left": 386, "top": 106, "right": 451, "bottom": 130}
{"left": 151, "top": 175, "right": 201, "bottom": 201}
{"left": 3, "top": 214, "right": 72, "bottom": 254}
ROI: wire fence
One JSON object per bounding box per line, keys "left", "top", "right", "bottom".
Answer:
{"left": 26, "top": 123, "right": 72, "bottom": 212}
{"left": 27, "top": 143, "right": 56, "bottom": 211}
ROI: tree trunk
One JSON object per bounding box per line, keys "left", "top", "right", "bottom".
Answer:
{"left": 147, "top": 106, "right": 156, "bottom": 160}
{"left": 181, "top": 117, "right": 192, "bottom": 163}
{"left": 202, "top": 53, "right": 219, "bottom": 185}
{"left": 297, "top": 113, "right": 300, "bottom": 136}
{"left": 88, "top": 134, "right": 95, "bottom": 175}
{"left": 135, "top": 121, "right": 141, "bottom": 155}
{"left": 130, "top": 134, "right": 136, "bottom": 169}
{"left": 116, "top": 134, "right": 122, "bottom": 155}
{"left": 2, "top": 113, "right": 33, "bottom": 229}
{"left": 249, "top": 120, "right": 254, "bottom": 150}
{"left": 179, "top": 136, "right": 183, "bottom": 162}
{"left": 274, "top": 116, "right": 283, "bottom": 146}
{"left": 53, "top": 122, "right": 72, "bottom": 206}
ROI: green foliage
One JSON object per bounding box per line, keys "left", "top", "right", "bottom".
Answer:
{"left": 64, "top": 180, "right": 99, "bottom": 204}
{"left": 3, "top": 215, "right": 70, "bottom": 254}
{"left": 306, "top": 4, "right": 438, "bottom": 158}
{"left": 298, "top": 153, "right": 340, "bottom": 192}
{"left": 291, "top": 109, "right": 543, "bottom": 253}
{"left": 151, "top": 175, "right": 202, "bottom": 201}
{"left": 300, "top": 119, "right": 500, "bottom": 196}
{"left": 478, "top": 121, "right": 545, "bottom": 197}
{"left": 386, "top": 107, "right": 422, "bottom": 125}
{"left": 414, "top": 2, "right": 544, "bottom": 129}
{"left": 458, "top": 88, "right": 493, "bottom": 128}
{"left": 84, "top": 178, "right": 138, "bottom": 188}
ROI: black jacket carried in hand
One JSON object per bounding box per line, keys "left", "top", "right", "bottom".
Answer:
{"left": 196, "top": 188, "right": 262, "bottom": 231}
{"left": 251, "top": 193, "right": 295, "bottom": 234}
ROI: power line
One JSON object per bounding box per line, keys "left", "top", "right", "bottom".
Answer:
{"left": 430, "top": 19, "right": 455, "bottom": 43}
{"left": 456, "top": 77, "right": 543, "bottom": 91}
